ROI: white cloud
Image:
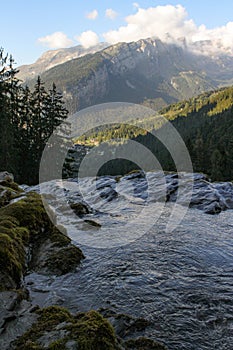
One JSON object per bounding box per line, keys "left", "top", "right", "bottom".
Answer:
{"left": 105, "top": 8, "right": 118, "bottom": 20}
{"left": 103, "top": 5, "right": 196, "bottom": 44}
{"left": 86, "top": 9, "right": 98, "bottom": 20}
{"left": 191, "top": 22, "right": 233, "bottom": 54}
{"left": 76, "top": 31, "right": 99, "bottom": 48}
{"left": 133, "top": 2, "right": 139, "bottom": 9}
{"left": 38, "top": 32, "right": 73, "bottom": 49}
{"left": 103, "top": 5, "right": 233, "bottom": 54}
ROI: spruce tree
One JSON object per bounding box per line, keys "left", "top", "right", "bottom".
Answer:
{"left": 0, "top": 48, "right": 19, "bottom": 173}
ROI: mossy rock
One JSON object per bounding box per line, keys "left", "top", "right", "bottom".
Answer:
{"left": 50, "top": 226, "right": 71, "bottom": 247}
{"left": 0, "top": 192, "right": 51, "bottom": 239}
{"left": 0, "top": 187, "right": 19, "bottom": 208}
{"left": 0, "top": 178, "right": 23, "bottom": 209}
{"left": 0, "top": 193, "right": 52, "bottom": 289}
{"left": 68, "top": 310, "right": 119, "bottom": 350}
{"left": 0, "top": 192, "right": 84, "bottom": 289}
{"left": 45, "top": 245, "right": 84, "bottom": 275}
{"left": 0, "top": 215, "right": 29, "bottom": 290}
{"left": 125, "top": 337, "right": 167, "bottom": 350}
{"left": 0, "top": 179, "right": 23, "bottom": 192}
{"left": 15, "top": 307, "right": 121, "bottom": 350}
{"left": 14, "top": 306, "right": 72, "bottom": 349}
{"left": 70, "top": 202, "right": 90, "bottom": 216}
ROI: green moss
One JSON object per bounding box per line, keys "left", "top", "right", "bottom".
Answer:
{"left": 0, "top": 188, "right": 17, "bottom": 208}
{"left": 50, "top": 226, "right": 71, "bottom": 247}
{"left": 0, "top": 192, "right": 84, "bottom": 290}
{"left": 68, "top": 310, "right": 118, "bottom": 350}
{"left": 0, "top": 216, "right": 20, "bottom": 228}
{"left": 15, "top": 306, "right": 73, "bottom": 349}
{"left": 15, "top": 307, "right": 120, "bottom": 350}
{"left": 0, "top": 213, "right": 30, "bottom": 290}
{"left": 0, "top": 192, "right": 51, "bottom": 239}
{"left": 125, "top": 337, "right": 167, "bottom": 350}
{"left": 36, "top": 306, "right": 73, "bottom": 326}
{"left": 48, "top": 339, "right": 66, "bottom": 349}
{"left": 0, "top": 233, "right": 23, "bottom": 288}
{"left": 0, "top": 198, "right": 43, "bottom": 290}
{"left": 45, "top": 245, "right": 84, "bottom": 275}
{"left": 0, "top": 179, "right": 23, "bottom": 208}
{"left": 0, "top": 180, "right": 23, "bottom": 192}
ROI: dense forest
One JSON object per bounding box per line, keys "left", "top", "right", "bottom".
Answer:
{"left": 76, "top": 86, "right": 233, "bottom": 181}
{"left": 0, "top": 49, "right": 68, "bottom": 184}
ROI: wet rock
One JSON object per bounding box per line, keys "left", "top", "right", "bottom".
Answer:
{"left": 0, "top": 179, "right": 23, "bottom": 209}
{"left": 65, "top": 340, "right": 78, "bottom": 349}
{"left": 14, "top": 307, "right": 122, "bottom": 350}
{"left": 84, "top": 219, "right": 102, "bottom": 228}
{"left": 99, "top": 309, "right": 151, "bottom": 338}
{"left": 0, "top": 171, "right": 14, "bottom": 182}
{"left": 96, "top": 176, "right": 117, "bottom": 190}
{"left": 203, "top": 202, "right": 222, "bottom": 215}
{"left": 0, "top": 291, "right": 38, "bottom": 350}
{"left": 29, "top": 222, "right": 85, "bottom": 276}
{"left": 99, "top": 309, "right": 167, "bottom": 349}
{"left": 165, "top": 179, "right": 178, "bottom": 202}
{"left": 124, "top": 170, "right": 145, "bottom": 180}
{"left": 99, "top": 186, "right": 118, "bottom": 201}
{"left": 124, "top": 337, "right": 167, "bottom": 349}
{"left": 70, "top": 202, "right": 91, "bottom": 215}
{"left": 163, "top": 174, "right": 233, "bottom": 214}
{"left": 31, "top": 238, "right": 85, "bottom": 276}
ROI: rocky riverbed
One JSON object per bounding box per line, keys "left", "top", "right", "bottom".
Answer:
{"left": 1, "top": 170, "right": 233, "bottom": 349}
{"left": 0, "top": 172, "right": 167, "bottom": 349}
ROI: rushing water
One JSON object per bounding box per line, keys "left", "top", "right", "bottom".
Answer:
{"left": 26, "top": 173, "right": 233, "bottom": 350}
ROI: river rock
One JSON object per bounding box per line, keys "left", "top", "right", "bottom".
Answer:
{"left": 0, "top": 291, "right": 38, "bottom": 350}
{"left": 0, "top": 171, "right": 14, "bottom": 182}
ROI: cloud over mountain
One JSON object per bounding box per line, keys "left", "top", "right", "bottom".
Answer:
{"left": 38, "top": 32, "right": 73, "bottom": 49}
{"left": 37, "top": 5, "right": 233, "bottom": 54}
{"left": 103, "top": 4, "right": 233, "bottom": 54}
{"left": 76, "top": 31, "right": 100, "bottom": 48}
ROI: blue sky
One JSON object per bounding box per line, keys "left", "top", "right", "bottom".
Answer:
{"left": 1, "top": 0, "right": 233, "bottom": 65}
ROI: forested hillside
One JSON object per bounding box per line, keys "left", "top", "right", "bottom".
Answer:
{"left": 158, "top": 86, "right": 233, "bottom": 180}
{"left": 77, "top": 86, "right": 233, "bottom": 181}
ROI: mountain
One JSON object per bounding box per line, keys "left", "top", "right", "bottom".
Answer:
{"left": 17, "top": 43, "right": 108, "bottom": 83}
{"left": 19, "top": 37, "right": 233, "bottom": 113}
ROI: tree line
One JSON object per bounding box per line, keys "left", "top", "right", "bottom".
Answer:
{"left": 0, "top": 48, "right": 69, "bottom": 184}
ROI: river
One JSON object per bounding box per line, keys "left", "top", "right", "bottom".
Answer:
{"left": 25, "top": 172, "right": 233, "bottom": 349}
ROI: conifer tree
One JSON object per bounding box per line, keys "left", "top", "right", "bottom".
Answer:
{"left": 0, "top": 48, "right": 19, "bottom": 172}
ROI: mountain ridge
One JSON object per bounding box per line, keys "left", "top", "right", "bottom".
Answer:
{"left": 18, "top": 37, "right": 233, "bottom": 114}
{"left": 17, "top": 42, "right": 108, "bottom": 83}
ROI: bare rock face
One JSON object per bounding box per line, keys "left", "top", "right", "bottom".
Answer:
{"left": 75, "top": 64, "right": 110, "bottom": 109}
